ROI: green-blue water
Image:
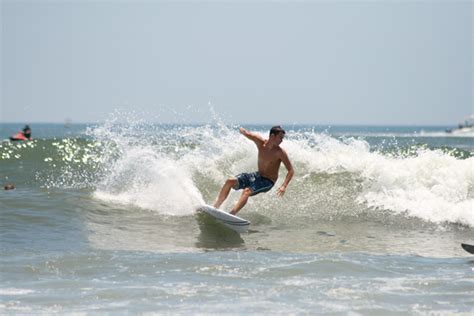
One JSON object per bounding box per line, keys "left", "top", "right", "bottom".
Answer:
{"left": 1, "top": 122, "right": 473, "bottom": 314}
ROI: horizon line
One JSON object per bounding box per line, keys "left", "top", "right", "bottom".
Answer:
{"left": 0, "top": 121, "right": 456, "bottom": 127}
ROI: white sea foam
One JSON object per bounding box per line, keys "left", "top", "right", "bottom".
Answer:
{"left": 91, "top": 118, "right": 207, "bottom": 216}
{"left": 286, "top": 132, "right": 474, "bottom": 227}
{"left": 89, "top": 116, "right": 473, "bottom": 226}
{"left": 94, "top": 149, "right": 204, "bottom": 215}
{"left": 0, "top": 288, "right": 35, "bottom": 295}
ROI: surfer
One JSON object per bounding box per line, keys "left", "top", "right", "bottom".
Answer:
{"left": 10, "top": 125, "right": 32, "bottom": 141}
{"left": 213, "top": 126, "right": 294, "bottom": 215}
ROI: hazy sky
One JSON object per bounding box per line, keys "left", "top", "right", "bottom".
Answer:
{"left": 1, "top": 0, "right": 472, "bottom": 125}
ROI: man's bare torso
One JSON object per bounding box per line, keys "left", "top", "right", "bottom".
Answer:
{"left": 257, "top": 141, "right": 282, "bottom": 182}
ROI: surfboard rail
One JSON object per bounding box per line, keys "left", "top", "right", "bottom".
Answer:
{"left": 198, "top": 204, "right": 250, "bottom": 234}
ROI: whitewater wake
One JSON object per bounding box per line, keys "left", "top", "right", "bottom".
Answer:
{"left": 4, "top": 115, "right": 470, "bottom": 227}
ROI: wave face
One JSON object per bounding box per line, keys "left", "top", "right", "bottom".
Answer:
{"left": 1, "top": 121, "right": 473, "bottom": 227}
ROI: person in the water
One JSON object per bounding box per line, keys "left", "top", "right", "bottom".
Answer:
{"left": 213, "top": 126, "right": 294, "bottom": 215}
{"left": 4, "top": 184, "right": 15, "bottom": 190}
{"left": 10, "top": 125, "right": 32, "bottom": 141}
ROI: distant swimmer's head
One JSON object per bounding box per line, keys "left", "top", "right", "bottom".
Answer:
{"left": 4, "top": 184, "right": 15, "bottom": 190}
{"left": 269, "top": 125, "right": 286, "bottom": 144}
{"left": 22, "top": 125, "right": 31, "bottom": 138}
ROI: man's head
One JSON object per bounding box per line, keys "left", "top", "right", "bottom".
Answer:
{"left": 269, "top": 125, "right": 285, "bottom": 136}
{"left": 269, "top": 125, "right": 285, "bottom": 144}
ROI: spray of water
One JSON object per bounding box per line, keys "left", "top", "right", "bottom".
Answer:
{"left": 29, "top": 110, "right": 473, "bottom": 227}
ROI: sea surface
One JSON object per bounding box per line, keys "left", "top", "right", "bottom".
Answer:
{"left": 1, "top": 120, "right": 473, "bottom": 314}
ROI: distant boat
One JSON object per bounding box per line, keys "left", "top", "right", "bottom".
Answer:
{"left": 446, "top": 115, "right": 474, "bottom": 135}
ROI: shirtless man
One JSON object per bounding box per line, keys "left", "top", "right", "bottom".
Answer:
{"left": 213, "top": 126, "right": 294, "bottom": 215}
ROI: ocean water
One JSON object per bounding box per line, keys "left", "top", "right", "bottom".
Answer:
{"left": 1, "top": 120, "right": 473, "bottom": 314}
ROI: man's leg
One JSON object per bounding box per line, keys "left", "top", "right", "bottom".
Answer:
{"left": 230, "top": 188, "right": 252, "bottom": 215}
{"left": 213, "top": 178, "right": 238, "bottom": 209}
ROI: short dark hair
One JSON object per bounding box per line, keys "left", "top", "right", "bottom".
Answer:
{"left": 269, "top": 125, "right": 286, "bottom": 136}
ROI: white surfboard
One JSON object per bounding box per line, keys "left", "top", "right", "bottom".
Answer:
{"left": 198, "top": 204, "right": 250, "bottom": 234}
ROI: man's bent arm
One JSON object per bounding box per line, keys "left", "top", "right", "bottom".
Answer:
{"left": 277, "top": 150, "right": 294, "bottom": 197}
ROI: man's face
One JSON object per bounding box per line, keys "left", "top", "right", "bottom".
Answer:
{"left": 273, "top": 132, "right": 285, "bottom": 144}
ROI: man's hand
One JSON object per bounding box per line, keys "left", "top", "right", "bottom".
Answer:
{"left": 277, "top": 185, "right": 287, "bottom": 197}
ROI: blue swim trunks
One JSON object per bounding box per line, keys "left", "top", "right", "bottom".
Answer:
{"left": 233, "top": 172, "right": 275, "bottom": 196}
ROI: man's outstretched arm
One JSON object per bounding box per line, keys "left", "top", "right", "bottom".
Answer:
{"left": 239, "top": 127, "right": 265, "bottom": 146}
